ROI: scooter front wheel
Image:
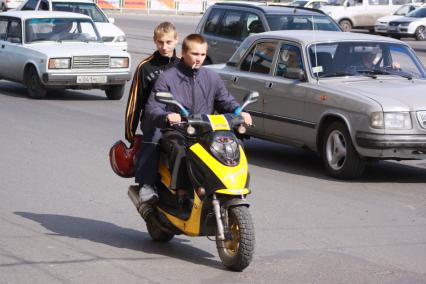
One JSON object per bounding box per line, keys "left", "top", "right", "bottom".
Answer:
{"left": 216, "top": 206, "right": 255, "bottom": 271}
{"left": 146, "top": 219, "right": 174, "bottom": 242}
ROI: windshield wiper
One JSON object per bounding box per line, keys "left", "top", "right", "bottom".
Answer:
{"left": 361, "top": 68, "right": 413, "bottom": 80}
{"left": 319, "top": 71, "right": 357, "bottom": 78}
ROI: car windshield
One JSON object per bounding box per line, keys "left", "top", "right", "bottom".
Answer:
{"left": 25, "top": 18, "right": 101, "bottom": 43}
{"left": 407, "top": 7, "right": 426, "bottom": 18}
{"left": 52, "top": 2, "right": 108, "bottom": 23}
{"left": 394, "top": 5, "right": 415, "bottom": 16}
{"left": 309, "top": 41, "right": 426, "bottom": 79}
{"left": 266, "top": 15, "right": 341, "bottom": 31}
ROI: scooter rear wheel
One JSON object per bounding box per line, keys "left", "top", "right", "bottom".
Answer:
{"left": 216, "top": 206, "right": 255, "bottom": 271}
{"left": 146, "top": 219, "right": 174, "bottom": 242}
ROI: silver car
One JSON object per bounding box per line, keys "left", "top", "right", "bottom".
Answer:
{"left": 208, "top": 30, "right": 426, "bottom": 179}
{"left": 0, "top": 11, "right": 131, "bottom": 99}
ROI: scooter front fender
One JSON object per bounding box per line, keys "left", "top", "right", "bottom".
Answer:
{"left": 222, "top": 198, "right": 250, "bottom": 209}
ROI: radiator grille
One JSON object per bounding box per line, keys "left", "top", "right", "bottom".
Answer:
{"left": 72, "top": 56, "right": 109, "bottom": 69}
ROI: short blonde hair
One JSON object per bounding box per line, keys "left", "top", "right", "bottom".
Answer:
{"left": 153, "top": 22, "right": 177, "bottom": 40}
{"left": 182, "top": 34, "right": 206, "bottom": 51}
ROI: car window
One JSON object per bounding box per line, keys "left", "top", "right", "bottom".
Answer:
{"left": 392, "top": 0, "right": 412, "bottom": 4}
{"left": 266, "top": 15, "right": 341, "bottom": 31}
{"left": 52, "top": 2, "right": 108, "bottom": 22}
{"left": 246, "top": 13, "right": 264, "bottom": 36}
{"left": 240, "top": 41, "right": 278, "bottom": 74}
{"left": 308, "top": 42, "right": 426, "bottom": 79}
{"left": 6, "top": 20, "right": 22, "bottom": 44}
{"left": 38, "top": 0, "right": 49, "bottom": 10}
{"left": 408, "top": 7, "right": 426, "bottom": 18}
{"left": 389, "top": 45, "right": 423, "bottom": 77}
{"left": 217, "top": 10, "right": 244, "bottom": 40}
{"left": 21, "top": 0, "right": 38, "bottom": 10}
{"left": 203, "top": 8, "right": 224, "bottom": 34}
{"left": 25, "top": 18, "right": 100, "bottom": 43}
{"left": 275, "top": 44, "right": 304, "bottom": 79}
{"left": 368, "top": 0, "right": 389, "bottom": 5}
{"left": 0, "top": 19, "right": 7, "bottom": 41}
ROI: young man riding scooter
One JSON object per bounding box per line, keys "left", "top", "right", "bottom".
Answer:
{"left": 144, "top": 34, "right": 252, "bottom": 216}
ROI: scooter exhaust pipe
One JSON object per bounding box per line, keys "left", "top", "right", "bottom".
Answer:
{"left": 127, "top": 185, "right": 175, "bottom": 235}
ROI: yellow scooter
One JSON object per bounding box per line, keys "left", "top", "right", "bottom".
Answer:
{"left": 128, "top": 92, "right": 258, "bottom": 271}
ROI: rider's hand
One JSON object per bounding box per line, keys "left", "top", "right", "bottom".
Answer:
{"left": 167, "top": 113, "right": 182, "bottom": 124}
{"left": 241, "top": 112, "right": 252, "bottom": 126}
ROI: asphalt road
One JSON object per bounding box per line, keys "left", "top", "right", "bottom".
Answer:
{"left": 1, "top": 14, "right": 426, "bottom": 284}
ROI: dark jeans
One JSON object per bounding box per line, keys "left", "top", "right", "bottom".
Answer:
{"left": 135, "top": 120, "right": 162, "bottom": 185}
{"left": 161, "top": 130, "right": 191, "bottom": 190}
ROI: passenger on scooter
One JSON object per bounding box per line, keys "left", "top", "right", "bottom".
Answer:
{"left": 145, "top": 34, "right": 252, "bottom": 212}
{"left": 124, "top": 22, "right": 179, "bottom": 216}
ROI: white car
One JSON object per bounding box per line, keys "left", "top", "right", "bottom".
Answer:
{"left": 287, "top": 0, "right": 328, "bottom": 9}
{"left": 17, "top": 0, "right": 127, "bottom": 50}
{"left": 375, "top": 3, "right": 422, "bottom": 35}
{"left": 0, "top": 0, "right": 23, "bottom": 11}
{"left": 0, "top": 11, "right": 131, "bottom": 99}
{"left": 387, "top": 6, "right": 426, "bottom": 40}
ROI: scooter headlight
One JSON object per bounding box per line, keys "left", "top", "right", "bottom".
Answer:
{"left": 210, "top": 134, "right": 240, "bottom": 166}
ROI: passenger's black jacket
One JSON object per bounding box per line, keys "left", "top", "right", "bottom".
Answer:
{"left": 125, "top": 50, "right": 179, "bottom": 143}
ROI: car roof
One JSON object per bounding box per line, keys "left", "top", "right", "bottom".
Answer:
{"left": 0, "top": 10, "right": 91, "bottom": 20}
{"left": 212, "top": 2, "right": 327, "bottom": 15}
{"left": 248, "top": 30, "right": 406, "bottom": 45}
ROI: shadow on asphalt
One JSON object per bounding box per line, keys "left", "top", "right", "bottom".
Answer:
{"left": 0, "top": 81, "right": 106, "bottom": 101}
{"left": 244, "top": 138, "right": 426, "bottom": 183}
{"left": 14, "top": 212, "right": 223, "bottom": 270}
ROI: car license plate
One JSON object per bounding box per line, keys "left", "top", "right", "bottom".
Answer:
{"left": 76, "top": 75, "right": 107, "bottom": 84}
{"left": 389, "top": 26, "right": 397, "bottom": 31}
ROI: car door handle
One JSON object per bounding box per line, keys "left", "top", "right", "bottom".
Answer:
{"left": 232, "top": 76, "right": 239, "bottom": 83}
{"left": 265, "top": 82, "right": 273, "bottom": 89}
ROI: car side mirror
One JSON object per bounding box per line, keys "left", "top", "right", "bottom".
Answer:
{"left": 108, "top": 17, "right": 115, "bottom": 24}
{"left": 285, "top": 68, "right": 306, "bottom": 81}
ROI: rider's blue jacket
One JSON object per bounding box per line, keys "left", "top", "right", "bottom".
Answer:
{"left": 145, "top": 60, "right": 240, "bottom": 128}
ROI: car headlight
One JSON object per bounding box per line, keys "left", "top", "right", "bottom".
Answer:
{"left": 48, "top": 58, "right": 71, "bottom": 69}
{"left": 110, "top": 57, "right": 129, "bottom": 68}
{"left": 115, "top": 35, "right": 126, "bottom": 42}
{"left": 370, "top": 112, "right": 412, "bottom": 129}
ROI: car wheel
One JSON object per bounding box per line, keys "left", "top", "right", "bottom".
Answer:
{"left": 415, "top": 26, "right": 425, "bottom": 41}
{"left": 339, "top": 20, "right": 352, "bottom": 32}
{"left": 322, "top": 121, "right": 366, "bottom": 179}
{"left": 26, "top": 66, "right": 47, "bottom": 99}
{"left": 105, "top": 84, "right": 125, "bottom": 100}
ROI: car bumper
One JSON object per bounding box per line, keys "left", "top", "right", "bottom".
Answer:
{"left": 42, "top": 71, "right": 131, "bottom": 88}
{"left": 356, "top": 132, "right": 426, "bottom": 159}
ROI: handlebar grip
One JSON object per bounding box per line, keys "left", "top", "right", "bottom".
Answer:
{"left": 234, "top": 106, "right": 242, "bottom": 115}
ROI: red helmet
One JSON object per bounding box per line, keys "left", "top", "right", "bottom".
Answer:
{"left": 109, "top": 135, "right": 143, "bottom": 178}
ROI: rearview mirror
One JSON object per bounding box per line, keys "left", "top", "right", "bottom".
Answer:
{"left": 235, "top": 91, "right": 260, "bottom": 115}
{"left": 108, "top": 17, "right": 115, "bottom": 24}
{"left": 243, "top": 91, "right": 259, "bottom": 104}
{"left": 155, "top": 92, "right": 174, "bottom": 103}
{"left": 154, "top": 92, "right": 189, "bottom": 117}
